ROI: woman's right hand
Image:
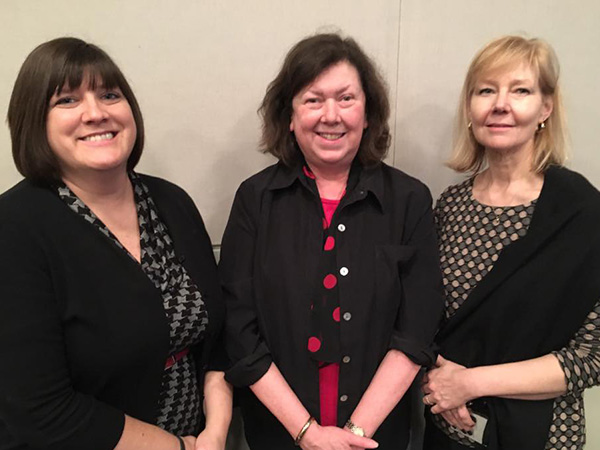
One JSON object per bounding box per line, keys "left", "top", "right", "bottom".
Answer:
{"left": 300, "top": 423, "right": 378, "bottom": 449}
{"left": 439, "top": 405, "right": 475, "bottom": 432}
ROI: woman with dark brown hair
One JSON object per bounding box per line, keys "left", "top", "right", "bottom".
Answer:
{"left": 220, "top": 33, "right": 444, "bottom": 450}
{"left": 0, "top": 37, "right": 231, "bottom": 450}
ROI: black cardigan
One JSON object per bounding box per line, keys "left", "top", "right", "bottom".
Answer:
{"left": 0, "top": 175, "right": 224, "bottom": 450}
{"left": 434, "top": 166, "right": 600, "bottom": 449}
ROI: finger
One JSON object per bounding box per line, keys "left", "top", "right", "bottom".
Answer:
{"left": 456, "top": 405, "right": 475, "bottom": 430}
{"left": 422, "top": 394, "right": 435, "bottom": 406}
{"left": 449, "top": 408, "right": 465, "bottom": 430}
{"left": 349, "top": 434, "right": 379, "bottom": 449}
{"left": 441, "top": 410, "right": 459, "bottom": 429}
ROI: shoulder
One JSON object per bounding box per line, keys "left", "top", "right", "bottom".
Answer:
{"left": 137, "top": 173, "right": 192, "bottom": 203}
{"left": 236, "top": 163, "right": 282, "bottom": 194}
{"left": 435, "top": 178, "right": 472, "bottom": 210}
{"left": 373, "top": 163, "right": 434, "bottom": 204}
{"left": 545, "top": 166, "right": 600, "bottom": 203}
{"left": 0, "top": 179, "right": 65, "bottom": 225}
{"left": 378, "top": 163, "right": 429, "bottom": 191}
{"left": 543, "top": 166, "right": 600, "bottom": 221}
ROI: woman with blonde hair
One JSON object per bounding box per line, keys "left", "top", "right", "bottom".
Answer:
{"left": 422, "top": 35, "right": 600, "bottom": 449}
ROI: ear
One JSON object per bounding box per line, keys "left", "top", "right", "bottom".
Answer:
{"left": 290, "top": 114, "right": 295, "bottom": 132}
{"left": 541, "top": 96, "right": 553, "bottom": 123}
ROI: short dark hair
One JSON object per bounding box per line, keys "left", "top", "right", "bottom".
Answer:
{"left": 7, "top": 37, "right": 145, "bottom": 184}
{"left": 259, "top": 33, "right": 390, "bottom": 166}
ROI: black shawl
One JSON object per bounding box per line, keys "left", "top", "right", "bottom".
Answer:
{"left": 436, "top": 166, "right": 600, "bottom": 449}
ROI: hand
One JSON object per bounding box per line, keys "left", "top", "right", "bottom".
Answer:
{"left": 422, "top": 355, "right": 474, "bottom": 413}
{"left": 300, "top": 422, "right": 379, "bottom": 450}
{"left": 440, "top": 405, "right": 475, "bottom": 432}
{"left": 195, "top": 428, "right": 226, "bottom": 450}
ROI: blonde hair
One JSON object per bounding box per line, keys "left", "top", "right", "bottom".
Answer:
{"left": 448, "top": 35, "right": 567, "bottom": 174}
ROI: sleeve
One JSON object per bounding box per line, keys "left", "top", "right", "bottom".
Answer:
{"left": 219, "top": 184, "right": 273, "bottom": 387}
{"left": 0, "top": 220, "right": 124, "bottom": 450}
{"left": 388, "top": 184, "right": 445, "bottom": 367}
{"left": 553, "top": 298, "right": 600, "bottom": 398}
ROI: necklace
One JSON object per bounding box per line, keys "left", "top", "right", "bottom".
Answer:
{"left": 492, "top": 207, "right": 504, "bottom": 226}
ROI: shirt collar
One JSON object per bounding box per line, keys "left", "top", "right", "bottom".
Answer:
{"left": 268, "top": 158, "right": 386, "bottom": 212}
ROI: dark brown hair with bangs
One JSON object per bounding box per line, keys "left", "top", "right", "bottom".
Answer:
{"left": 7, "top": 37, "right": 144, "bottom": 184}
{"left": 259, "top": 33, "right": 390, "bottom": 166}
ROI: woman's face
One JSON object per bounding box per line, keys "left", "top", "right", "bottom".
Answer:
{"left": 46, "top": 77, "right": 137, "bottom": 180}
{"left": 468, "top": 64, "right": 552, "bottom": 157}
{"left": 290, "top": 61, "right": 367, "bottom": 171}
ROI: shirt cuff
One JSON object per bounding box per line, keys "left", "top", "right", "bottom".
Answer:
{"left": 225, "top": 349, "right": 272, "bottom": 387}
{"left": 389, "top": 334, "right": 438, "bottom": 367}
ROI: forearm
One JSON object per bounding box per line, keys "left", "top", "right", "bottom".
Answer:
{"left": 114, "top": 415, "right": 183, "bottom": 450}
{"left": 466, "top": 354, "right": 567, "bottom": 401}
{"left": 250, "top": 363, "right": 311, "bottom": 438}
{"left": 201, "top": 371, "right": 233, "bottom": 441}
{"left": 350, "top": 350, "right": 420, "bottom": 437}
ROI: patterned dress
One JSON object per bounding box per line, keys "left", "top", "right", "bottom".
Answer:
{"left": 432, "top": 178, "right": 600, "bottom": 450}
{"left": 57, "top": 173, "right": 208, "bottom": 435}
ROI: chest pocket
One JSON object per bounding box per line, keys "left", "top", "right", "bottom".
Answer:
{"left": 374, "top": 244, "right": 415, "bottom": 311}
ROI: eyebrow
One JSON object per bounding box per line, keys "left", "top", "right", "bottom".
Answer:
{"left": 477, "top": 78, "right": 534, "bottom": 85}
{"left": 305, "top": 84, "right": 354, "bottom": 96}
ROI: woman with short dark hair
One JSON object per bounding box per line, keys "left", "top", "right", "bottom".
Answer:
{"left": 220, "top": 33, "right": 444, "bottom": 450}
{"left": 0, "top": 37, "right": 231, "bottom": 450}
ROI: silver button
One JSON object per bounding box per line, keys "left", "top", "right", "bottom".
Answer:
{"left": 337, "top": 224, "right": 346, "bottom": 232}
{"left": 343, "top": 312, "right": 352, "bottom": 321}
{"left": 340, "top": 394, "right": 348, "bottom": 402}
{"left": 342, "top": 356, "right": 351, "bottom": 363}
{"left": 340, "top": 267, "right": 349, "bottom": 276}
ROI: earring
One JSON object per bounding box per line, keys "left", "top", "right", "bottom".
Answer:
{"left": 468, "top": 121, "right": 472, "bottom": 129}
{"left": 538, "top": 121, "right": 546, "bottom": 131}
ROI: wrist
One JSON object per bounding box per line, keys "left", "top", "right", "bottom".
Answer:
{"left": 345, "top": 418, "right": 367, "bottom": 437}
{"left": 200, "top": 425, "right": 227, "bottom": 443}
{"left": 294, "top": 416, "right": 316, "bottom": 446}
{"left": 462, "top": 367, "right": 481, "bottom": 401}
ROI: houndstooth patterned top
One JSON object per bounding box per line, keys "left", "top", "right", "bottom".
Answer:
{"left": 432, "top": 178, "right": 600, "bottom": 450}
{"left": 58, "top": 173, "right": 208, "bottom": 436}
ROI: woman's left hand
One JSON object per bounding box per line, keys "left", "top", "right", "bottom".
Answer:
{"left": 194, "top": 429, "right": 226, "bottom": 450}
{"left": 423, "top": 355, "right": 474, "bottom": 413}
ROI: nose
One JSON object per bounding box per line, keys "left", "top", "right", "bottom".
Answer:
{"left": 492, "top": 90, "right": 510, "bottom": 113}
{"left": 81, "top": 94, "right": 108, "bottom": 123}
{"left": 321, "top": 99, "right": 340, "bottom": 123}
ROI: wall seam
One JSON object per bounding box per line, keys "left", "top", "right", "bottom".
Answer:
{"left": 392, "top": 0, "right": 404, "bottom": 167}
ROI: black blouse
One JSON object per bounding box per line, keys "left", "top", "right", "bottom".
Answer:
{"left": 220, "top": 160, "right": 444, "bottom": 448}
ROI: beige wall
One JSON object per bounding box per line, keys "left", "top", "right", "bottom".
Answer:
{"left": 1, "top": 0, "right": 599, "bottom": 447}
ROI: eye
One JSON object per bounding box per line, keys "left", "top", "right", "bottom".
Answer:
{"left": 341, "top": 95, "right": 354, "bottom": 102}
{"left": 477, "top": 87, "right": 494, "bottom": 95}
{"left": 101, "top": 90, "right": 122, "bottom": 102}
{"left": 53, "top": 96, "right": 77, "bottom": 107}
{"left": 514, "top": 87, "right": 531, "bottom": 95}
{"left": 305, "top": 97, "right": 320, "bottom": 104}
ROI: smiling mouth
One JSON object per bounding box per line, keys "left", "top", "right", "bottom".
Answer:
{"left": 81, "top": 132, "right": 116, "bottom": 142}
{"left": 317, "top": 132, "right": 346, "bottom": 140}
